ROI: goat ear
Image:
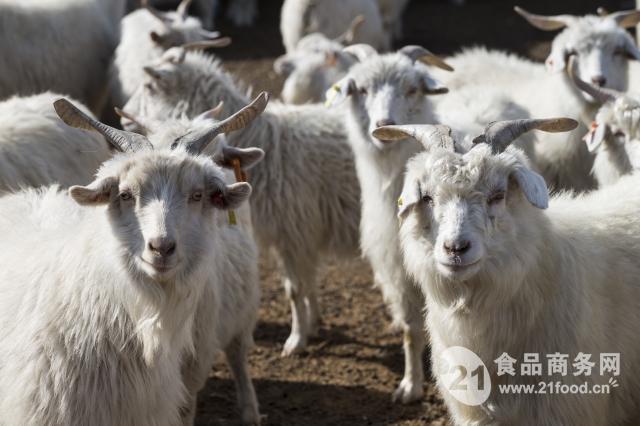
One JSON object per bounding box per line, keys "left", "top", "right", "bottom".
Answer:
{"left": 510, "top": 166, "right": 549, "bottom": 209}
{"left": 397, "top": 180, "right": 421, "bottom": 218}
{"left": 274, "top": 55, "right": 295, "bottom": 76}
{"left": 422, "top": 75, "right": 449, "bottom": 95}
{"left": 325, "top": 77, "right": 356, "bottom": 107}
{"left": 215, "top": 146, "right": 265, "bottom": 170}
{"left": 69, "top": 177, "right": 118, "bottom": 206}
{"left": 583, "top": 122, "right": 609, "bottom": 152}
{"left": 142, "top": 65, "right": 172, "bottom": 82}
{"left": 545, "top": 46, "right": 568, "bottom": 73}
{"left": 211, "top": 182, "right": 252, "bottom": 210}
{"left": 150, "top": 31, "right": 166, "bottom": 45}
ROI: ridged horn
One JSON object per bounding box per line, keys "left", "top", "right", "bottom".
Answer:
{"left": 178, "top": 92, "right": 270, "bottom": 154}
{"left": 54, "top": 99, "right": 153, "bottom": 153}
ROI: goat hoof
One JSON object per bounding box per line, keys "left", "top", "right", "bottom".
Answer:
{"left": 391, "top": 378, "right": 424, "bottom": 404}
{"left": 281, "top": 333, "right": 307, "bottom": 356}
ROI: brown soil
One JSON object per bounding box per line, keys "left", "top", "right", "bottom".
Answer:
{"left": 193, "top": 1, "right": 622, "bottom": 424}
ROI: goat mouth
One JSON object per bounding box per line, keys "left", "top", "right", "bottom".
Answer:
{"left": 141, "top": 257, "right": 178, "bottom": 273}
{"left": 437, "top": 259, "right": 481, "bottom": 273}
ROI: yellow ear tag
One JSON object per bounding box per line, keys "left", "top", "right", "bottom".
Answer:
{"left": 397, "top": 197, "right": 403, "bottom": 207}
{"left": 325, "top": 84, "right": 340, "bottom": 107}
{"left": 228, "top": 210, "right": 237, "bottom": 226}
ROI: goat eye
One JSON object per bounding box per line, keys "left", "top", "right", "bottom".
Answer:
{"left": 190, "top": 191, "right": 203, "bottom": 202}
{"left": 119, "top": 191, "right": 133, "bottom": 201}
{"left": 407, "top": 87, "right": 418, "bottom": 96}
{"left": 359, "top": 87, "right": 368, "bottom": 96}
{"left": 171, "top": 138, "right": 180, "bottom": 150}
{"left": 488, "top": 191, "right": 505, "bottom": 205}
{"left": 421, "top": 193, "right": 433, "bottom": 204}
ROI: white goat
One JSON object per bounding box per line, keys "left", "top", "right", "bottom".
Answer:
{"left": 431, "top": 7, "right": 640, "bottom": 192}
{"left": 0, "top": 96, "right": 265, "bottom": 425}
{"left": 109, "top": 0, "right": 226, "bottom": 107}
{"left": 274, "top": 16, "right": 363, "bottom": 104}
{"left": 325, "top": 44, "right": 454, "bottom": 403}
{"left": 379, "top": 118, "right": 640, "bottom": 425}
{"left": 0, "top": 92, "right": 111, "bottom": 194}
{"left": 114, "top": 97, "right": 263, "bottom": 232}
{"left": 280, "top": 0, "right": 388, "bottom": 53}
{"left": 571, "top": 64, "right": 640, "bottom": 186}
{"left": 121, "top": 48, "right": 361, "bottom": 359}
{"left": 0, "top": 0, "right": 126, "bottom": 113}
{"left": 326, "top": 44, "right": 537, "bottom": 403}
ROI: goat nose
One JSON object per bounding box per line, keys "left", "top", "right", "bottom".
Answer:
{"left": 376, "top": 118, "right": 396, "bottom": 127}
{"left": 443, "top": 239, "right": 471, "bottom": 255}
{"left": 591, "top": 76, "right": 606, "bottom": 87}
{"left": 148, "top": 238, "right": 176, "bottom": 257}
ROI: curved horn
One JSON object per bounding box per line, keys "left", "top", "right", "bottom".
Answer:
{"left": 514, "top": 6, "right": 574, "bottom": 31}
{"left": 54, "top": 99, "right": 153, "bottom": 153}
{"left": 334, "top": 15, "right": 365, "bottom": 45}
{"left": 209, "top": 101, "right": 225, "bottom": 118}
{"left": 343, "top": 44, "right": 377, "bottom": 62}
{"left": 182, "top": 37, "right": 232, "bottom": 51}
{"left": 568, "top": 57, "right": 622, "bottom": 103}
{"left": 608, "top": 9, "right": 640, "bottom": 28}
{"left": 198, "top": 28, "right": 222, "bottom": 39}
{"left": 180, "top": 92, "right": 270, "bottom": 154}
{"left": 114, "top": 107, "right": 151, "bottom": 134}
{"left": 399, "top": 45, "right": 454, "bottom": 71}
{"left": 474, "top": 118, "right": 578, "bottom": 154}
{"left": 176, "top": 0, "right": 193, "bottom": 20}
{"left": 372, "top": 124, "right": 455, "bottom": 151}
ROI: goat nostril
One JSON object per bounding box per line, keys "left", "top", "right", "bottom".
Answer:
{"left": 166, "top": 242, "right": 176, "bottom": 256}
{"left": 376, "top": 119, "right": 396, "bottom": 128}
{"left": 148, "top": 239, "right": 176, "bottom": 257}
{"left": 591, "top": 76, "right": 606, "bottom": 87}
{"left": 444, "top": 240, "right": 471, "bottom": 255}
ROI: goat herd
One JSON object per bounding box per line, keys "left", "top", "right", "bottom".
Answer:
{"left": 0, "top": 0, "right": 640, "bottom": 425}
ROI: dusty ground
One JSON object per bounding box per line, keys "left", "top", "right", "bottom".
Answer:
{"left": 197, "top": 256, "right": 449, "bottom": 426}
{"left": 192, "top": 1, "right": 628, "bottom": 424}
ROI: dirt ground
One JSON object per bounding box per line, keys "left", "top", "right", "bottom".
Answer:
{"left": 192, "top": 1, "right": 630, "bottom": 424}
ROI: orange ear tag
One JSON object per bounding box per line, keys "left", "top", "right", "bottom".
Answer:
{"left": 228, "top": 158, "right": 245, "bottom": 226}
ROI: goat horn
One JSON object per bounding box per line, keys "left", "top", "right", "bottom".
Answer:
{"left": 334, "top": 15, "right": 365, "bottom": 45}
{"left": 607, "top": 9, "right": 640, "bottom": 28}
{"left": 568, "top": 56, "right": 622, "bottom": 104}
{"left": 473, "top": 118, "right": 578, "bottom": 154}
{"left": 181, "top": 92, "right": 270, "bottom": 154}
{"left": 198, "top": 29, "right": 222, "bottom": 39}
{"left": 514, "top": 6, "right": 575, "bottom": 31}
{"left": 209, "top": 101, "right": 225, "bottom": 117}
{"left": 182, "top": 37, "right": 232, "bottom": 51}
{"left": 55, "top": 99, "right": 153, "bottom": 153}
{"left": 597, "top": 7, "right": 609, "bottom": 16}
{"left": 372, "top": 124, "right": 455, "bottom": 151}
{"left": 399, "top": 46, "right": 454, "bottom": 71}
{"left": 343, "top": 44, "right": 378, "bottom": 62}
{"left": 176, "top": 0, "right": 192, "bottom": 19}
{"left": 114, "top": 107, "right": 151, "bottom": 134}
